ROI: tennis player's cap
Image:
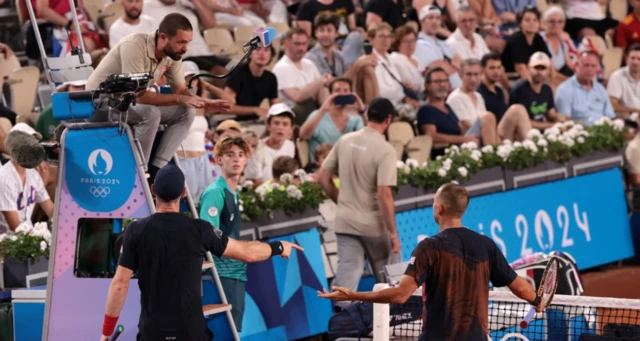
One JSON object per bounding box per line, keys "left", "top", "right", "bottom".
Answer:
{"left": 419, "top": 5, "right": 441, "bottom": 21}
{"left": 153, "top": 164, "right": 185, "bottom": 201}
{"left": 529, "top": 52, "right": 551, "bottom": 68}
{"left": 367, "top": 98, "right": 398, "bottom": 122}
{"left": 267, "top": 103, "right": 296, "bottom": 119}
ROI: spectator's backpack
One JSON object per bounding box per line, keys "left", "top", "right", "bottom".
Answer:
{"left": 511, "top": 252, "right": 584, "bottom": 296}
{"left": 327, "top": 301, "right": 374, "bottom": 340}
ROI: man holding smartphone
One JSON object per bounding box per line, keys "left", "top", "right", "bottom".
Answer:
{"left": 299, "top": 78, "right": 365, "bottom": 163}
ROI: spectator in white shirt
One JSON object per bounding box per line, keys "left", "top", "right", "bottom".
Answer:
{"left": 414, "top": 5, "right": 463, "bottom": 89}
{"left": 244, "top": 103, "right": 297, "bottom": 184}
{"left": 144, "top": 0, "right": 229, "bottom": 83}
{"left": 109, "top": 0, "right": 156, "bottom": 48}
{"left": 445, "top": 6, "right": 490, "bottom": 60}
{"left": 607, "top": 44, "right": 640, "bottom": 116}
{"left": 367, "top": 22, "right": 421, "bottom": 118}
{"left": 446, "top": 58, "right": 531, "bottom": 144}
{"left": 272, "top": 27, "right": 332, "bottom": 125}
{"left": 0, "top": 124, "right": 54, "bottom": 234}
{"left": 212, "top": 0, "right": 266, "bottom": 26}
{"left": 389, "top": 24, "right": 426, "bottom": 99}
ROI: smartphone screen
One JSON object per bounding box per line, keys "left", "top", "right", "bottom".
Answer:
{"left": 364, "top": 41, "right": 373, "bottom": 55}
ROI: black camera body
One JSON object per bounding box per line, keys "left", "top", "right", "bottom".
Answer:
{"left": 96, "top": 72, "right": 154, "bottom": 94}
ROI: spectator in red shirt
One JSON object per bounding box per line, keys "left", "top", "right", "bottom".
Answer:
{"left": 616, "top": 0, "right": 640, "bottom": 48}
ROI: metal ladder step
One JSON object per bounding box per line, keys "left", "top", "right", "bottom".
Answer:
{"left": 203, "top": 304, "right": 232, "bottom": 316}
{"left": 202, "top": 260, "right": 214, "bottom": 271}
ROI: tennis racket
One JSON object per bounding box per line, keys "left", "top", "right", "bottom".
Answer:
{"left": 110, "top": 325, "right": 124, "bottom": 341}
{"left": 520, "top": 256, "right": 559, "bottom": 328}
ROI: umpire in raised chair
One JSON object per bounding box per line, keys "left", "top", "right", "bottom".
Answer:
{"left": 86, "top": 13, "right": 232, "bottom": 184}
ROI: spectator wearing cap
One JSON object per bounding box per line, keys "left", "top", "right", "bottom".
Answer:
{"left": 318, "top": 97, "right": 401, "bottom": 294}
{"left": 510, "top": 52, "right": 568, "bottom": 130}
{"left": 109, "top": 0, "right": 156, "bottom": 48}
{"left": 419, "top": 67, "right": 531, "bottom": 158}
{"left": 616, "top": 0, "right": 640, "bottom": 48}
{"left": 244, "top": 104, "right": 296, "bottom": 184}
{"left": 179, "top": 62, "right": 236, "bottom": 202}
{"left": 35, "top": 80, "right": 87, "bottom": 142}
{"left": 299, "top": 77, "right": 365, "bottom": 163}
{"left": 414, "top": 5, "right": 463, "bottom": 90}
{"left": 446, "top": 6, "right": 491, "bottom": 61}
{"left": 555, "top": 51, "right": 615, "bottom": 126}
{"left": 272, "top": 28, "right": 332, "bottom": 125}
{"left": 607, "top": 44, "right": 640, "bottom": 116}
{"left": 224, "top": 45, "right": 280, "bottom": 122}
{"left": 0, "top": 124, "right": 53, "bottom": 233}
{"left": 501, "top": 7, "right": 551, "bottom": 80}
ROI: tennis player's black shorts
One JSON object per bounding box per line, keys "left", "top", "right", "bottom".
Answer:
{"left": 137, "top": 328, "right": 213, "bottom": 341}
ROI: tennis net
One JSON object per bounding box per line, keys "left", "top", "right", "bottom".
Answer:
{"left": 372, "top": 284, "right": 640, "bottom": 341}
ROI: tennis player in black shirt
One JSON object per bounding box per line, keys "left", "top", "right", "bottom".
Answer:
{"left": 99, "top": 165, "right": 302, "bottom": 341}
{"left": 319, "top": 183, "right": 546, "bottom": 341}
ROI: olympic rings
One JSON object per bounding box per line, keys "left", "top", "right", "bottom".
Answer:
{"left": 90, "top": 186, "right": 111, "bottom": 197}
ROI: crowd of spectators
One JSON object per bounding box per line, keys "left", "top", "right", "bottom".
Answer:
{"left": 2, "top": 0, "right": 640, "bottom": 287}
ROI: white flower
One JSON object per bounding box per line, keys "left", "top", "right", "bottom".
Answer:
{"left": 612, "top": 119, "right": 625, "bottom": 131}
{"left": 577, "top": 136, "right": 585, "bottom": 144}
{"left": 421, "top": 162, "right": 428, "bottom": 168}
{"left": 502, "top": 139, "right": 512, "bottom": 145}
{"left": 0, "top": 234, "right": 6, "bottom": 243}
{"left": 445, "top": 145, "right": 460, "bottom": 155}
{"left": 255, "top": 186, "right": 268, "bottom": 199}
{"left": 536, "top": 138, "right": 548, "bottom": 147}
{"left": 40, "top": 241, "right": 47, "bottom": 251}
{"left": 631, "top": 112, "right": 639, "bottom": 122}
{"left": 438, "top": 168, "right": 447, "bottom": 177}
{"left": 457, "top": 167, "right": 468, "bottom": 177}
{"left": 286, "top": 185, "right": 303, "bottom": 199}
{"left": 236, "top": 185, "right": 243, "bottom": 192}
{"left": 270, "top": 182, "right": 282, "bottom": 191}
{"left": 547, "top": 133, "right": 558, "bottom": 142}
{"left": 406, "top": 158, "right": 419, "bottom": 168}
{"left": 470, "top": 150, "right": 482, "bottom": 162}
{"left": 497, "top": 145, "right": 513, "bottom": 161}
{"left": 396, "top": 160, "right": 406, "bottom": 169}
{"left": 15, "top": 225, "right": 26, "bottom": 234}
{"left": 544, "top": 127, "right": 561, "bottom": 137}
{"left": 242, "top": 180, "right": 254, "bottom": 189}
{"left": 513, "top": 141, "right": 522, "bottom": 148}
{"left": 526, "top": 129, "right": 542, "bottom": 139}
{"left": 461, "top": 141, "right": 478, "bottom": 150}
{"left": 481, "top": 145, "right": 494, "bottom": 153}
{"left": 522, "top": 140, "right": 538, "bottom": 152}
{"left": 239, "top": 205, "right": 244, "bottom": 212}
{"left": 294, "top": 169, "right": 308, "bottom": 178}
{"left": 9, "top": 235, "right": 17, "bottom": 241}
{"left": 442, "top": 158, "right": 452, "bottom": 171}
{"left": 450, "top": 180, "right": 459, "bottom": 184}
{"left": 279, "top": 173, "right": 294, "bottom": 184}
{"left": 436, "top": 155, "right": 442, "bottom": 160}
{"left": 560, "top": 136, "right": 575, "bottom": 147}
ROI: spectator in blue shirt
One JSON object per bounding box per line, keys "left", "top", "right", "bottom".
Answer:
{"left": 492, "top": 0, "right": 535, "bottom": 25}
{"left": 299, "top": 77, "right": 365, "bottom": 162}
{"left": 555, "top": 51, "right": 615, "bottom": 126}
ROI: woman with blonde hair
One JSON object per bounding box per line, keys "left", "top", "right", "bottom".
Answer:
{"left": 389, "top": 24, "right": 426, "bottom": 100}
{"left": 541, "top": 6, "right": 578, "bottom": 82}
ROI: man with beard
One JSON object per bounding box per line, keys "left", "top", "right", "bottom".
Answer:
{"left": 108, "top": 0, "right": 156, "bottom": 47}
{"left": 477, "top": 53, "right": 508, "bottom": 123}
{"left": 319, "top": 183, "right": 546, "bottom": 341}
{"left": 510, "top": 52, "right": 567, "bottom": 130}
{"left": 87, "top": 14, "right": 232, "bottom": 183}
{"left": 223, "top": 46, "right": 280, "bottom": 121}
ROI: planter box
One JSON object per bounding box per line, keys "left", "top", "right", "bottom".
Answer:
{"left": 504, "top": 160, "right": 568, "bottom": 190}
{"left": 415, "top": 188, "right": 437, "bottom": 208}
{"left": 567, "top": 150, "right": 624, "bottom": 177}
{"left": 394, "top": 185, "right": 418, "bottom": 212}
{"left": 2, "top": 256, "right": 48, "bottom": 288}
{"left": 256, "top": 209, "right": 321, "bottom": 240}
{"left": 461, "top": 167, "right": 506, "bottom": 198}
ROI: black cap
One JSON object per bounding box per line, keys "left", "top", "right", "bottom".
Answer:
{"left": 367, "top": 98, "right": 398, "bottom": 122}
{"left": 153, "top": 164, "right": 185, "bottom": 201}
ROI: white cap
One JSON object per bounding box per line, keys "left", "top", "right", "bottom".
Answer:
{"left": 267, "top": 103, "right": 296, "bottom": 119}
{"left": 11, "top": 123, "right": 43, "bottom": 140}
{"left": 528, "top": 52, "right": 551, "bottom": 68}
{"left": 182, "top": 61, "right": 200, "bottom": 77}
{"left": 419, "top": 5, "right": 441, "bottom": 21}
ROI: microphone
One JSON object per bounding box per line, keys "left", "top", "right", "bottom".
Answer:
{"left": 245, "top": 27, "right": 277, "bottom": 48}
{"left": 5, "top": 130, "right": 45, "bottom": 169}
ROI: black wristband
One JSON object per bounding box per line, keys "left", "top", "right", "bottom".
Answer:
{"left": 529, "top": 295, "right": 542, "bottom": 306}
{"left": 269, "top": 241, "right": 284, "bottom": 257}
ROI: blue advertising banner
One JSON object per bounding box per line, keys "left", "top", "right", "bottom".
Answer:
{"left": 64, "top": 128, "right": 137, "bottom": 212}
{"left": 396, "top": 168, "right": 634, "bottom": 269}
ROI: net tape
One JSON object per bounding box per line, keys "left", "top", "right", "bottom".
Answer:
{"left": 373, "top": 285, "right": 640, "bottom": 341}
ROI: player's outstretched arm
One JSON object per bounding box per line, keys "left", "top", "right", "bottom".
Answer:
{"left": 318, "top": 275, "right": 418, "bottom": 304}
{"left": 507, "top": 276, "right": 547, "bottom": 312}
{"left": 222, "top": 239, "right": 304, "bottom": 263}
{"left": 100, "top": 265, "right": 134, "bottom": 340}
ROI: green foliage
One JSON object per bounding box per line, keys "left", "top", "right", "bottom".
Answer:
{"left": 0, "top": 223, "right": 51, "bottom": 262}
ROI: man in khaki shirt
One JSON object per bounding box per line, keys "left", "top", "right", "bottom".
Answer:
{"left": 87, "top": 13, "right": 231, "bottom": 182}
{"left": 318, "top": 97, "right": 401, "bottom": 293}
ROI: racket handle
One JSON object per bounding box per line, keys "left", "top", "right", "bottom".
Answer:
{"left": 520, "top": 307, "right": 536, "bottom": 328}
{"left": 110, "top": 325, "right": 124, "bottom": 341}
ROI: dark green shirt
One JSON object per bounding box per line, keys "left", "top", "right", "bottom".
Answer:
{"left": 199, "top": 176, "right": 246, "bottom": 281}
